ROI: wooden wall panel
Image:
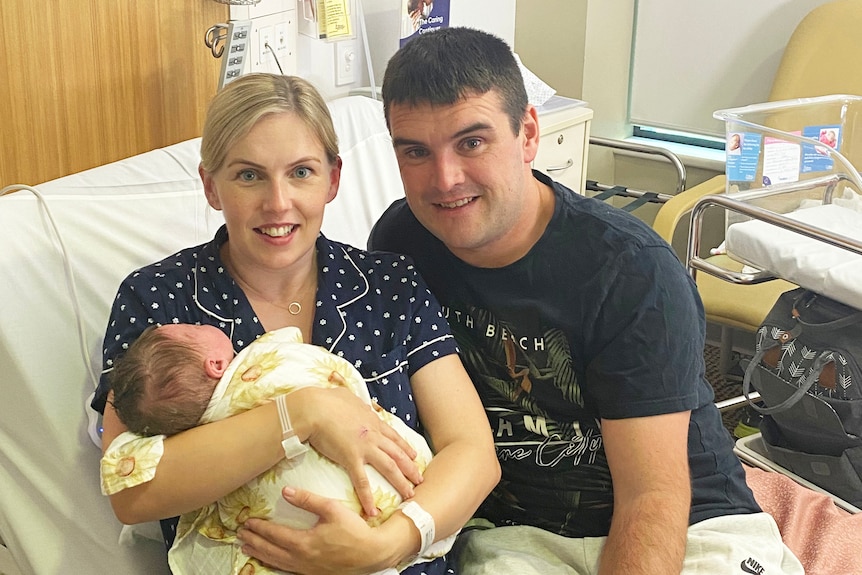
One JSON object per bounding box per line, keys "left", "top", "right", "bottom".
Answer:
{"left": 0, "top": 0, "right": 228, "bottom": 186}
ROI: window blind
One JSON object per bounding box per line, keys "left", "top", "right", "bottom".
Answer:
{"left": 629, "top": 0, "right": 834, "bottom": 138}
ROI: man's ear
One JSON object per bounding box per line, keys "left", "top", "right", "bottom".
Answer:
{"left": 200, "top": 165, "right": 222, "bottom": 211}
{"left": 326, "top": 155, "right": 342, "bottom": 204}
{"left": 204, "top": 357, "right": 228, "bottom": 379}
{"left": 521, "top": 105, "right": 541, "bottom": 165}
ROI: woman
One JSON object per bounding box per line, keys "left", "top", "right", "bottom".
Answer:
{"left": 93, "top": 73, "right": 499, "bottom": 574}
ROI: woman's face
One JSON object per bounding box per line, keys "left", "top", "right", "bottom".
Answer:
{"left": 201, "top": 112, "right": 341, "bottom": 275}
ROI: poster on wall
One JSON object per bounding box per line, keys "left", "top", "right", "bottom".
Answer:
{"left": 300, "top": 0, "right": 354, "bottom": 40}
{"left": 400, "top": 0, "right": 450, "bottom": 46}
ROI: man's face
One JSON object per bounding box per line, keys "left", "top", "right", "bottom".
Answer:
{"left": 388, "top": 90, "right": 542, "bottom": 267}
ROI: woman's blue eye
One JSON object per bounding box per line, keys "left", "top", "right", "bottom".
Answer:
{"left": 238, "top": 169, "right": 256, "bottom": 182}
{"left": 295, "top": 166, "right": 311, "bottom": 178}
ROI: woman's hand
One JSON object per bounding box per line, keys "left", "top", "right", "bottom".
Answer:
{"left": 237, "top": 487, "right": 404, "bottom": 575}
{"left": 288, "top": 387, "right": 422, "bottom": 516}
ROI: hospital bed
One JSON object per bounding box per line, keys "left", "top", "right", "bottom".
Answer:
{"left": 1, "top": 93, "right": 861, "bottom": 575}
{"left": 0, "top": 95, "right": 403, "bottom": 575}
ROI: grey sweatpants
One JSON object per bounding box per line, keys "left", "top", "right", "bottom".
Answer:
{"left": 453, "top": 513, "right": 804, "bottom": 575}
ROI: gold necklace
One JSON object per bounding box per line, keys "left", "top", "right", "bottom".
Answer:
{"left": 242, "top": 275, "right": 316, "bottom": 316}
{"left": 223, "top": 249, "right": 317, "bottom": 317}
{"left": 285, "top": 301, "right": 303, "bottom": 315}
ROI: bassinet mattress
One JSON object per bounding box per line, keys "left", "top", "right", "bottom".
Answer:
{"left": 725, "top": 203, "right": 862, "bottom": 310}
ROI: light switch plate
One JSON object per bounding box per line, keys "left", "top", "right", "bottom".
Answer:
{"left": 335, "top": 40, "right": 357, "bottom": 86}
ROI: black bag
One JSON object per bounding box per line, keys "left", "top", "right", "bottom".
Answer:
{"left": 742, "top": 287, "right": 862, "bottom": 507}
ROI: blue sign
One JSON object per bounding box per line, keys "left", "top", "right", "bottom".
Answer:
{"left": 725, "top": 132, "right": 762, "bottom": 183}
{"left": 400, "top": 0, "right": 450, "bottom": 47}
{"left": 801, "top": 124, "right": 840, "bottom": 174}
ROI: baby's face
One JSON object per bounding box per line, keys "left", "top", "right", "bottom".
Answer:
{"left": 159, "top": 324, "right": 234, "bottom": 366}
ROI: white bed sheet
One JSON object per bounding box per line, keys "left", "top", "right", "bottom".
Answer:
{"left": 725, "top": 202, "right": 862, "bottom": 310}
{"left": 322, "top": 95, "right": 405, "bottom": 248}
{"left": 0, "top": 95, "right": 403, "bottom": 575}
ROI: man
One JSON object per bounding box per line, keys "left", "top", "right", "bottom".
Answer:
{"left": 369, "top": 27, "right": 804, "bottom": 575}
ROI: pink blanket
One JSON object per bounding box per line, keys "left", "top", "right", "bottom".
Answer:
{"left": 745, "top": 465, "right": 861, "bottom": 575}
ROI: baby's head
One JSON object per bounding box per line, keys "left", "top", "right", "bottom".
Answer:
{"left": 109, "top": 324, "right": 234, "bottom": 436}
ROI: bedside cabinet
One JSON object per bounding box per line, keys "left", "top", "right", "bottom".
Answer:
{"left": 534, "top": 102, "right": 593, "bottom": 194}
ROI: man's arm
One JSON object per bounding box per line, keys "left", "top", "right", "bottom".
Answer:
{"left": 599, "top": 411, "right": 691, "bottom": 574}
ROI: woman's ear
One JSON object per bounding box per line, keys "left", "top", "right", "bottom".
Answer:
{"left": 326, "top": 155, "right": 342, "bottom": 204}
{"left": 200, "top": 164, "right": 222, "bottom": 211}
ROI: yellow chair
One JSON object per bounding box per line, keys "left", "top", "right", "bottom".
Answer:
{"left": 652, "top": 0, "right": 862, "bottom": 379}
{"left": 651, "top": 187, "right": 794, "bottom": 378}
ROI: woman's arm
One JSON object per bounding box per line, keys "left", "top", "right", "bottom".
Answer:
{"left": 102, "top": 396, "right": 282, "bottom": 524}
{"left": 236, "top": 354, "right": 501, "bottom": 573}
{"left": 101, "top": 386, "right": 422, "bottom": 524}
{"left": 397, "top": 353, "right": 501, "bottom": 539}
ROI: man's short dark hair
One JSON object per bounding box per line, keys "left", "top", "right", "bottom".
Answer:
{"left": 382, "top": 27, "right": 528, "bottom": 135}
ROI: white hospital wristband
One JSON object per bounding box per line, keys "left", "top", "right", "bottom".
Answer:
{"left": 398, "top": 501, "right": 436, "bottom": 556}
{"left": 275, "top": 394, "right": 309, "bottom": 459}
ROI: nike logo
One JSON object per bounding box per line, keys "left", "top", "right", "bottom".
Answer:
{"left": 740, "top": 558, "right": 765, "bottom": 574}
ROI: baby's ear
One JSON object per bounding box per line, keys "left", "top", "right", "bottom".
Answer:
{"left": 205, "top": 358, "right": 228, "bottom": 379}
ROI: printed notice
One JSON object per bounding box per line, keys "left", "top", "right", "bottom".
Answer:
{"left": 801, "top": 124, "right": 840, "bottom": 174}
{"left": 400, "top": 0, "right": 450, "bottom": 47}
{"left": 725, "top": 132, "right": 761, "bottom": 184}
{"left": 321, "top": 0, "right": 351, "bottom": 40}
{"left": 762, "top": 134, "right": 801, "bottom": 186}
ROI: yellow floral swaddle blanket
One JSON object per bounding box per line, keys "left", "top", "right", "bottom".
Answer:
{"left": 101, "top": 326, "right": 447, "bottom": 575}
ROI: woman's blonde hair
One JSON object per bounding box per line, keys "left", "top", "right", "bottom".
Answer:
{"left": 200, "top": 73, "right": 339, "bottom": 173}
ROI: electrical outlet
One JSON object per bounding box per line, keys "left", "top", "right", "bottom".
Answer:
{"left": 275, "top": 22, "right": 288, "bottom": 54}
{"left": 335, "top": 40, "right": 357, "bottom": 86}
{"left": 259, "top": 26, "right": 274, "bottom": 63}
{"left": 218, "top": 20, "right": 252, "bottom": 89}
{"left": 248, "top": 10, "right": 297, "bottom": 75}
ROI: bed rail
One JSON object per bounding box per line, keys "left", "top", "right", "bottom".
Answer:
{"left": 686, "top": 173, "right": 862, "bottom": 283}
{"left": 586, "top": 137, "right": 686, "bottom": 210}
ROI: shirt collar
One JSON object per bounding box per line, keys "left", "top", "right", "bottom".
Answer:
{"left": 312, "top": 235, "right": 371, "bottom": 350}
{"left": 190, "top": 226, "right": 371, "bottom": 350}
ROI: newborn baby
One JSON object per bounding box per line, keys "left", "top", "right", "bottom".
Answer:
{"left": 101, "top": 325, "right": 452, "bottom": 575}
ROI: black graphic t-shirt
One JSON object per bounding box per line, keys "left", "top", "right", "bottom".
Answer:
{"left": 369, "top": 171, "right": 759, "bottom": 537}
